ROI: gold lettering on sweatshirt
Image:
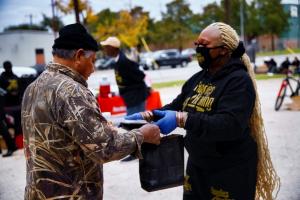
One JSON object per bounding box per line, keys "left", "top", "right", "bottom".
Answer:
{"left": 183, "top": 97, "right": 190, "bottom": 110}
{"left": 184, "top": 82, "right": 215, "bottom": 112}
{"left": 115, "top": 71, "right": 123, "bottom": 85}
{"left": 211, "top": 187, "right": 233, "bottom": 200}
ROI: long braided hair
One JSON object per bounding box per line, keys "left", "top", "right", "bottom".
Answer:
{"left": 209, "top": 22, "right": 280, "bottom": 200}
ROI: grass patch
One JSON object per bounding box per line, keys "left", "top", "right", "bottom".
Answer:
{"left": 152, "top": 74, "right": 285, "bottom": 89}
{"left": 257, "top": 48, "right": 300, "bottom": 57}
{"left": 255, "top": 74, "right": 285, "bottom": 80}
{"left": 152, "top": 80, "right": 185, "bottom": 89}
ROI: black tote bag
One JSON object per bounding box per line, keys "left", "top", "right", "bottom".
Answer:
{"left": 139, "top": 134, "right": 184, "bottom": 192}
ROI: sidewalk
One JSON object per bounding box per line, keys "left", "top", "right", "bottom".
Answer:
{"left": 0, "top": 79, "right": 300, "bottom": 200}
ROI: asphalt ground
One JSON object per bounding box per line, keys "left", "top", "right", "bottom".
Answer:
{"left": 1, "top": 75, "right": 300, "bottom": 199}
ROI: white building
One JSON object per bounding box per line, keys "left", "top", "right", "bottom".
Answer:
{"left": 0, "top": 30, "right": 54, "bottom": 67}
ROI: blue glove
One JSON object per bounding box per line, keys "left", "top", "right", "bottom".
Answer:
{"left": 125, "top": 113, "right": 143, "bottom": 120}
{"left": 153, "top": 110, "right": 177, "bottom": 135}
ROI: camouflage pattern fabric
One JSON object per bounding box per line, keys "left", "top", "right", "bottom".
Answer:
{"left": 21, "top": 62, "right": 143, "bottom": 200}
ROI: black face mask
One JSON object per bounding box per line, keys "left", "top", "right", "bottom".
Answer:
{"left": 195, "top": 46, "right": 211, "bottom": 70}
{"left": 195, "top": 45, "right": 223, "bottom": 70}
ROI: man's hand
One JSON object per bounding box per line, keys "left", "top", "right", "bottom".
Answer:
{"left": 153, "top": 110, "right": 177, "bottom": 135}
{"left": 139, "top": 124, "right": 161, "bottom": 145}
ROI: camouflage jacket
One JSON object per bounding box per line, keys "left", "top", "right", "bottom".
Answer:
{"left": 21, "top": 62, "right": 143, "bottom": 200}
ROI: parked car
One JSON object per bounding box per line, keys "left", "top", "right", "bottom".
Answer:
{"left": 181, "top": 48, "right": 196, "bottom": 58}
{"left": 0, "top": 66, "right": 38, "bottom": 78}
{"left": 95, "top": 57, "right": 116, "bottom": 70}
{"left": 139, "top": 52, "right": 156, "bottom": 70}
{"left": 152, "top": 49, "right": 191, "bottom": 69}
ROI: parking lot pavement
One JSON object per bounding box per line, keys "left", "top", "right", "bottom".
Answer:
{"left": 1, "top": 78, "right": 300, "bottom": 200}
{"left": 0, "top": 150, "right": 25, "bottom": 200}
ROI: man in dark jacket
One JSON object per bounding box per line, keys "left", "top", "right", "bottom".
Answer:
{"left": 0, "top": 61, "right": 19, "bottom": 156}
{"left": 0, "top": 61, "right": 20, "bottom": 106}
{"left": 101, "top": 37, "right": 151, "bottom": 162}
{"left": 0, "top": 87, "right": 17, "bottom": 157}
{"left": 100, "top": 37, "right": 149, "bottom": 115}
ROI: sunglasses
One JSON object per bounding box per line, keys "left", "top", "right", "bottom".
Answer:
{"left": 194, "top": 41, "right": 224, "bottom": 49}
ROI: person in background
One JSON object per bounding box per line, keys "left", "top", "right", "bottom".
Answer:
{"left": 279, "top": 57, "right": 291, "bottom": 74}
{"left": 0, "top": 60, "right": 20, "bottom": 154}
{"left": 264, "top": 57, "right": 278, "bottom": 74}
{"left": 291, "top": 56, "right": 300, "bottom": 74}
{"left": 246, "top": 38, "right": 257, "bottom": 72}
{"left": 100, "top": 37, "right": 150, "bottom": 162}
{"left": 127, "top": 22, "right": 280, "bottom": 200}
{"left": 21, "top": 23, "right": 160, "bottom": 200}
{"left": 0, "top": 87, "right": 17, "bottom": 157}
{"left": 100, "top": 37, "right": 149, "bottom": 116}
{"left": 0, "top": 61, "right": 20, "bottom": 106}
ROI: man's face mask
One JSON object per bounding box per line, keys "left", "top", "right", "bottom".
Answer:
{"left": 195, "top": 45, "right": 224, "bottom": 70}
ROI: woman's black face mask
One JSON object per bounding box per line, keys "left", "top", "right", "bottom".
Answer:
{"left": 195, "top": 45, "right": 223, "bottom": 70}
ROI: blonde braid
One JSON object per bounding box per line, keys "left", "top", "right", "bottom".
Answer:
{"left": 211, "top": 22, "right": 280, "bottom": 200}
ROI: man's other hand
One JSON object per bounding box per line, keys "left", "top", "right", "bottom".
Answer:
{"left": 139, "top": 124, "right": 161, "bottom": 145}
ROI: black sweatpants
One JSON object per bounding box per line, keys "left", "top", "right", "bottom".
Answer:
{"left": 0, "top": 119, "right": 16, "bottom": 151}
{"left": 0, "top": 98, "right": 17, "bottom": 151}
{"left": 183, "top": 155, "right": 257, "bottom": 200}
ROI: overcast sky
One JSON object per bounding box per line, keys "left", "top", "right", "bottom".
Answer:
{"left": 0, "top": 0, "right": 298, "bottom": 32}
{"left": 0, "top": 0, "right": 216, "bottom": 32}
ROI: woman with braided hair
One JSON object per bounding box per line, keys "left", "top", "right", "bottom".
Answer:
{"left": 126, "top": 22, "right": 280, "bottom": 199}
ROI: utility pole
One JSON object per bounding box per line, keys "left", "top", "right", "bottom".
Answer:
{"left": 73, "top": 0, "right": 80, "bottom": 23}
{"left": 51, "top": 0, "right": 57, "bottom": 38}
{"left": 29, "top": 14, "right": 33, "bottom": 26}
{"left": 298, "top": 0, "right": 300, "bottom": 48}
{"left": 129, "top": 0, "right": 132, "bottom": 11}
{"left": 159, "top": 0, "right": 163, "bottom": 17}
{"left": 240, "top": 0, "right": 245, "bottom": 42}
{"left": 25, "top": 14, "right": 33, "bottom": 26}
{"left": 224, "top": 0, "right": 231, "bottom": 24}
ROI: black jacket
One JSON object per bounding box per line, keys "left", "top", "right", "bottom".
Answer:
{"left": 162, "top": 58, "right": 257, "bottom": 169}
{"left": 0, "top": 71, "right": 20, "bottom": 106}
{"left": 114, "top": 51, "right": 148, "bottom": 107}
{"left": 0, "top": 88, "right": 6, "bottom": 120}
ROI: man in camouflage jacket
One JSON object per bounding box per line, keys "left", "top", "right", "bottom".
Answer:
{"left": 21, "top": 23, "right": 160, "bottom": 200}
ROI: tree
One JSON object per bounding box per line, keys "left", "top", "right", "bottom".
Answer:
{"left": 163, "top": 0, "right": 193, "bottom": 23}
{"left": 146, "top": 0, "right": 196, "bottom": 49}
{"left": 255, "top": 0, "right": 289, "bottom": 50}
{"left": 147, "top": 19, "right": 189, "bottom": 49}
{"left": 164, "top": 0, "right": 194, "bottom": 50}
{"left": 183, "top": 13, "right": 201, "bottom": 34}
{"left": 40, "top": 14, "right": 64, "bottom": 32}
{"left": 91, "top": 8, "right": 149, "bottom": 48}
{"left": 201, "top": 0, "right": 288, "bottom": 50}
{"left": 223, "top": 0, "right": 231, "bottom": 24}
{"left": 244, "top": 1, "right": 262, "bottom": 39}
{"left": 85, "top": 8, "right": 117, "bottom": 33}
{"left": 222, "top": 0, "right": 243, "bottom": 33}
{"left": 55, "top": 0, "right": 90, "bottom": 24}
{"left": 199, "top": 2, "right": 223, "bottom": 29}
{"left": 4, "top": 24, "right": 47, "bottom": 31}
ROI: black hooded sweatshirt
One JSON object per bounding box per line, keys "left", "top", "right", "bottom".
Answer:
{"left": 162, "top": 58, "right": 257, "bottom": 169}
{"left": 114, "top": 51, "right": 148, "bottom": 107}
